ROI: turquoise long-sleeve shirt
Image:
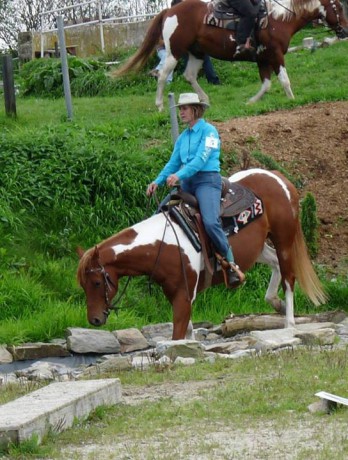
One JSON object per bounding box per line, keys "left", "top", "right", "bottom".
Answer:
{"left": 154, "top": 118, "right": 221, "bottom": 185}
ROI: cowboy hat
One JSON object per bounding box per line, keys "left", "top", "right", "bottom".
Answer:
{"left": 174, "top": 93, "right": 210, "bottom": 108}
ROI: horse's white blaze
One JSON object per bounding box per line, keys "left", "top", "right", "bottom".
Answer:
{"left": 229, "top": 168, "right": 292, "bottom": 201}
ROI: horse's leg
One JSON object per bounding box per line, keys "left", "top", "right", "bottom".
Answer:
{"left": 171, "top": 290, "right": 193, "bottom": 340}
{"left": 256, "top": 243, "right": 285, "bottom": 314}
{"left": 277, "top": 65, "right": 295, "bottom": 100}
{"left": 248, "top": 61, "right": 272, "bottom": 104}
{"left": 275, "top": 244, "right": 296, "bottom": 329}
{"left": 155, "top": 53, "right": 178, "bottom": 111}
{"left": 183, "top": 54, "right": 209, "bottom": 105}
{"left": 186, "top": 320, "right": 195, "bottom": 340}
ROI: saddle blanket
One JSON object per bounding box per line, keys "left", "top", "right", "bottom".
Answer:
{"left": 169, "top": 196, "right": 264, "bottom": 253}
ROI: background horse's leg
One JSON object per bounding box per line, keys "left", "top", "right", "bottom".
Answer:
{"left": 183, "top": 54, "right": 209, "bottom": 105}
{"left": 257, "top": 243, "right": 286, "bottom": 315}
{"left": 156, "top": 54, "right": 178, "bottom": 111}
{"left": 277, "top": 65, "right": 295, "bottom": 99}
{"left": 248, "top": 61, "right": 272, "bottom": 104}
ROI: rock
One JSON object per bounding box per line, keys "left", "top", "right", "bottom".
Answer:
{"left": 174, "top": 357, "right": 196, "bottom": 365}
{"left": 15, "top": 362, "right": 74, "bottom": 381}
{"left": 7, "top": 342, "right": 71, "bottom": 361}
{"left": 0, "top": 346, "right": 13, "bottom": 364}
{"left": 81, "top": 356, "right": 132, "bottom": 377}
{"left": 66, "top": 328, "right": 120, "bottom": 354}
{"left": 113, "top": 328, "right": 149, "bottom": 353}
{"left": 294, "top": 328, "right": 336, "bottom": 346}
{"left": 251, "top": 329, "right": 302, "bottom": 351}
{"left": 308, "top": 399, "right": 333, "bottom": 414}
{"left": 204, "top": 336, "right": 257, "bottom": 354}
{"left": 156, "top": 340, "right": 204, "bottom": 361}
{"left": 141, "top": 323, "right": 173, "bottom": 342}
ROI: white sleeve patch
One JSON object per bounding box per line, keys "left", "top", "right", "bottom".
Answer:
{"left": 205, "top": 134, "right": 219, "bottom": 149}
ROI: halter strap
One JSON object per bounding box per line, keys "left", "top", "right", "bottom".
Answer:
{"left": 86, "top": 264, "right": 131, "bottom": 316}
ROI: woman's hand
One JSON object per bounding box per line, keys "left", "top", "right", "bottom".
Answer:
{"left": 146, "top": 182, "right": 158, "bottom": 197}
{"left": 166, "top": 174, "right": 179, "bottom": 188}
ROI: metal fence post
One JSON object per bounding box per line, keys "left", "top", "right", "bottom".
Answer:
{"left": 57, "top": 15, "right": 73, "bottom": 120}
{"left": 168, "top": 93, "right": 179, "bottom": 143}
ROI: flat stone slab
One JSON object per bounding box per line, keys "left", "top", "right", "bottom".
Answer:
{"left": 0, "top": 378, "right": 122, "bottom": 448}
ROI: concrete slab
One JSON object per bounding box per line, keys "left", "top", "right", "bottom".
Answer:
{"left": 0, "top": 378, "right": 122, "bottom": 449}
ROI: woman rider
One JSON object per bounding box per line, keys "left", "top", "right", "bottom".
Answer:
{"left": 146, "top": 92, "right": 245, "bottom": 288}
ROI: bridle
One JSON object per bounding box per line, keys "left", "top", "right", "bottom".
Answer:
{"left": 321, "top": 0, "right": 346, "bottom": 37}
{"left": 86, "top": 263, "right": 131, "bottom": 318}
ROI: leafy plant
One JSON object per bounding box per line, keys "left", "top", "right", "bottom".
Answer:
{"left": 301, "top": 192, "right": 319, "bottom": 258}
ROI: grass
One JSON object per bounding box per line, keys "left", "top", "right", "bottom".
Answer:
{"left": 0, "top": 25, "right": 346, "bottom": 345}
{"left": 2, "top": 346, "right": 348, "bottom": 458}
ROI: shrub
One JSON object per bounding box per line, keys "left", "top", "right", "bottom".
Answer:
{"left": 301, "top": 192, "right": 319, "bottom": 258}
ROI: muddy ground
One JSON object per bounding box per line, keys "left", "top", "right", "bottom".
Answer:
{"left": 216, "top": 100, "right": 348, "bottom": 274}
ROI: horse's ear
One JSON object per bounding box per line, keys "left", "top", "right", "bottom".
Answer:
{"left": 76, "top": 247, "right": 85, "bottom": 259}
{"left": 92, "top": 245, "right": 100, "bottom": 262}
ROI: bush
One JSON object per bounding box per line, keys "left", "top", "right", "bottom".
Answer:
{"left": 301, "top": 192, "right": 319, "bottom": 258}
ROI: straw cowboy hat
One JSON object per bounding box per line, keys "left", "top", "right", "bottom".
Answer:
{"left": 174, "top": 93, "right": 210, "bottom": 108}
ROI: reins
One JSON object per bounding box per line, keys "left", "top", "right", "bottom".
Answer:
{"left": 149, "top": 191, "right": 192, "bottom": 302}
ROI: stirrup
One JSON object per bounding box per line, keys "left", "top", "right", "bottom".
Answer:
{"left": 216, "top": 253, "right": 245, "bottom": 288}
{"left": 228, "top": 262, "right": 245, "bottom": 285}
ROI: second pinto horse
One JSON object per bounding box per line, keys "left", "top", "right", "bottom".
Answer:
{"left": 113, "top": 0, "right": 348, "bottom": 110}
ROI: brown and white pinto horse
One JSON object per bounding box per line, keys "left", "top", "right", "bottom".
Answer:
{"left": 113, "top": 0, "right": 348, "bottom": 110}
{"left": 77, "top": 168, "right": 327, "bottom": 340}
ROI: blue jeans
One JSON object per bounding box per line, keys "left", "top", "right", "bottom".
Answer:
{"left": 181, "top": 172, "right": 230, "bottom": 258}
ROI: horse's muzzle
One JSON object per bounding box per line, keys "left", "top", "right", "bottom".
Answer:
{"left": 90, "top": 316, "right": 106, "bottom": 327}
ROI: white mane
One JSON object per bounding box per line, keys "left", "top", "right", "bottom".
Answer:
{"left": 267, "top": 0, "right": 321, "bottom": 21}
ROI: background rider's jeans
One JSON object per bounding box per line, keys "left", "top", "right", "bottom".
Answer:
{"left": 156, "top": 47, "right": 173, "bottom": 83}
{"left": 181, "top": 171, "right": 229, "bottom": 257}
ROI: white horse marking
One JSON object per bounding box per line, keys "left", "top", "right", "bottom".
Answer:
{"left": 229, "top": 168, "right": 292, "bottom": 201}
{"left": 111, "top": 213, "right": 202, "bottom": 300}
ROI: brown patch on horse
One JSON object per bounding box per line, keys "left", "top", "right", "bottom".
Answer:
{"left": 100, "top": 228, "right": 138, "bottom": 248}
{"left": 77, "top": 228, "right": 138, "bottom": 285}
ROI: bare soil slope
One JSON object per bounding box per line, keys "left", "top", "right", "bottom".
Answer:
{"left": 216, "top": 101, "right": 348, "bottom": 273}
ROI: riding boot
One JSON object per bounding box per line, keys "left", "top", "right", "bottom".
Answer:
{"left": 234, "top": 38, "right": 256, "bottom": 60}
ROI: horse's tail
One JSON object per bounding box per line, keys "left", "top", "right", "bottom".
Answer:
{"left": 111, "top": 10, "right": 167, "bottom": 77}
{"left": 292, "top": 222, "right": 327, "bottom": 306}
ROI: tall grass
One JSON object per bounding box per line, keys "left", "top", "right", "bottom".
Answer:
{"left": 0, "top": 26, "right": 347, "bottom": 344}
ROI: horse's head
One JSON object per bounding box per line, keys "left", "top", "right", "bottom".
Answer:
{"left": 320, "top": 0, "right": 348, "bottom": 38}
{"left": 77, "top": 246, "right": 118, "bottom": 327}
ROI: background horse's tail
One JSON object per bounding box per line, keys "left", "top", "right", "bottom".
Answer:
{"left": 292, "top": 222, "right": 327, "bottom": 306}
{"left": 111, "top": 10, "right": 167, "bottom": 77}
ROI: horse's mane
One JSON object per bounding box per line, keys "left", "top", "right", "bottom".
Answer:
{"left": 269, "top": 0, "right": 321, "bottom": 21}
{"left": 77, "top": 248, "right": 95, "bottom": 285}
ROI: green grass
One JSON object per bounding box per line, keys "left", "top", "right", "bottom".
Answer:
{"left": 0, "top": 26, "right": 347, "bottom": 345}
{"left": 2, "top": 347, "right": 348, "bottom": 458}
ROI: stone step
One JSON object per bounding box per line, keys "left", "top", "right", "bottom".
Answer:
{"left": 0, "top": 378, "right": 122, "bottom": 449}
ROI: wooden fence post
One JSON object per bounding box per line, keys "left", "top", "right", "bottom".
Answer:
{"left": 2, "top": 55, "right": 17, "bottom": 118}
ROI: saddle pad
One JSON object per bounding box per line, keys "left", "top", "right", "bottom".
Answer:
{"left": 222, "top": 197, "right": 263, "bottom": 237}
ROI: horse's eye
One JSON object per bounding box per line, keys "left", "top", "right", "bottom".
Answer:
{"left": 94, "top": 280, "right": 101, "bottom": 288}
